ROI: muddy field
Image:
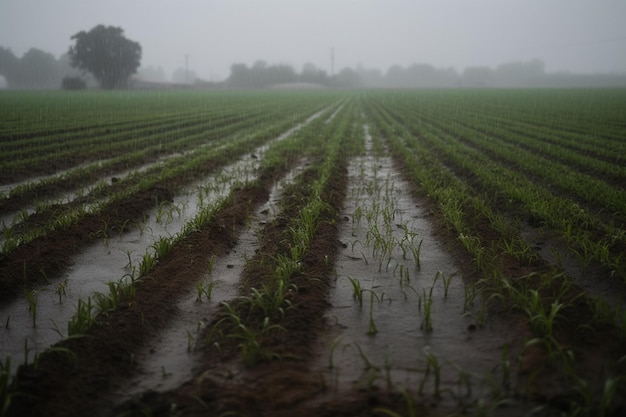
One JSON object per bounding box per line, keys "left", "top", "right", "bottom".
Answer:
{"left": 1, "top": 89, "right": 625, "bottom": 416}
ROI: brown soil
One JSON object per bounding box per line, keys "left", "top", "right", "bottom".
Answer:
{"left": 4, "top": 149, "right": 625, "bottom": 417}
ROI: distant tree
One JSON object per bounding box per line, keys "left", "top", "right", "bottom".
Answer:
{"left": 300, "top": 62, "right": 329, "bottom": 86}
{"left": 0, "top": 47, "right": 61, "bottom": 89}
{"left": 333, "top": 67, "right": 362, "bottom": 88}
{"left": 355, "top": 65, "right": 384, "bottom": 88}
{"left": 227, "top": 63, "right": 252, "bottom": 88}
{"left": 68, "top": 25, "right": 141, "bottom": 89}
{"left": 385, "top": 65, "right": 408, "bottom": 87}
{"left": 462, "top": 66, "right": 493, "bottom": 87}
{"left": 227, "top": 61, "right": 297, "bottom": 88}
{"left": 494, "top": 59, "right": 546, "bottom": 87}
{"left": 266, "top": 64, "right": 297, "bottom": 86}
{"left": 18, "top": 48, "right": 60, "bottom": 88}
{"left": 0, "top": 47, "right": 19, "bottom": 87}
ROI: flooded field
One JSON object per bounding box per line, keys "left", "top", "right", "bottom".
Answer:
{"left": 1, "top": 89, "right": 625, "bottom": 417}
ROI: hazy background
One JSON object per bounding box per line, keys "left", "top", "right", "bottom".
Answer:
{"left": 1, "top": 0, "right": 625, "bottom": 83}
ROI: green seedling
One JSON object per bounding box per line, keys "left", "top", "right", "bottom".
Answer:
{"left": 420, "top": 286, "right": 434, "bottom": 332}
{"left": 138, "top": 251, "right": 157, "bottom": 277}
{"left": 24, "top": 288, "right": 37, "bottom": 327}
{"left": 353, "top": 342, "right": 378, "bottom": 371}
{"left": 347, "top": 276, "right": 364, "bottom": 307}
{"left": 327, "top": 336, "right": 343, "bottom": 369}
{"left": 463, "top": 282, "right": 477, "bottom": 312}
{"left": 152, "top": 236, "right": 172, "bottom": 261}
{"left": 207, "top": 256, "right": 216, "bottom": 274}
{"left": 56, "top": 278, "right": 69, "bottom": 303}
{"left": 435, "top": 270, "right": 453, "bottom": 299}
{"left": 411, "top": 239, "right": 423, "bottom": 270}
{"left": 68, "top": 297, "right": 96, "bottom": 336}
{"left": 363, "top": 289, "right": 381, "bottom": 335}
{"left": 419, "top": 347, "right": 443, "bottom": 398}
{"left": 1, "top": 356, "right": 17, "bottom": 417}
{"left": 195, "top": 280, "right": 216, "bottom": 302}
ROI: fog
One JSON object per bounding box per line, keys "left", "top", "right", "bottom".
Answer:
{"left": 1, "top": 0, "right": 625, "bottom": 84}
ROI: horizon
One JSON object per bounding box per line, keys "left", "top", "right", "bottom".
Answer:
{"left": 1, "top": 0, "right": 625, "bottom": 82}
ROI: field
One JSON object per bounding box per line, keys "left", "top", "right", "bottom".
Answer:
{"left": 0, "top": 88, "right": 625, "bottom": 416}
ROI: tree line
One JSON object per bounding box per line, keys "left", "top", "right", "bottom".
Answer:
{"left": 225, "top": 59, "right": 626, "bottom": 89}
{"left": 1, "top": 24, "right": 625, "bottom": 90}
{"left": 0, "top": 46, "right": 83, "bottom": 89}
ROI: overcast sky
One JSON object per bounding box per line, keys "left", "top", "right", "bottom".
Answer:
{"left": 1, "top": 0, "right": 625, "bottom": 81}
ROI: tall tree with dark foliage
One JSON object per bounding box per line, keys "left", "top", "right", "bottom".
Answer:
{"left": 68, "top": 25, "right": 141, "bottom": 89}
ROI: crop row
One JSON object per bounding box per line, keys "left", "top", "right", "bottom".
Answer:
{"left": 0, "top": 93, "right": 343, "bottom": 297}
{"left": 361, "top": 92, "right": 626, "bottom": 415}
{"left": 1, "top": 95, "right": 356, "bottom": 417}
{"left": 0, "top": 91, "right": 338, "bottom": 183}
{"left": 204, "top": 99, "right": 357, "bottom": 366}
{"left": 364, "top": 92, "right": 626, "bottom": 280}
{"left": 1, "top": 89, "right": 624, "bottom": 416}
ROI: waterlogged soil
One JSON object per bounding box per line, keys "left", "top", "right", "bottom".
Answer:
{"left": 3, "top": 128, "right": 626, "bottom": 417}
{"left": 116, "top": 162, "right": 310, "bottom": 400}
{"left": 0, "top": 110, "right": 326, "bottom": 371}
{"left": 312, "top": 145, "right": 516, "bottom": 411}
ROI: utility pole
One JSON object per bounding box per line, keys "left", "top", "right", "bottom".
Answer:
{"left": 330, "top": 47, "right": 335, "bottom": 77}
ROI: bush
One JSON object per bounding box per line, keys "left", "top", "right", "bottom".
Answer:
{"left": 61, "top": 76, "right": 87, "bottom": 90}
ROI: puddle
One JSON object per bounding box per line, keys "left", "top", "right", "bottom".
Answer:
{"left": 114, "top": 161, "right": 310, "bottom": 401}
{"left": 0, "top": 109, "right": 326, "bottom": 376}
{"left": 0, "top": 107, "right": 328, "bottom": 246}
{"left": 325, "top": 102, "right": 346, "bottom": 125}
{"left": 0, "top": 140, "right": 229, "bottom": 245}
{"left": 313, "top": 127, "right": 516, "bottom": 411}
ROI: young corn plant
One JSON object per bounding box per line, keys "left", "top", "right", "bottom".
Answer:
{"left": 1, "top": 357, "right": 16, "bottom": 417}
{"left": 213, "top": 302, "right": 286, "bottom": 367}
{"left": 347, "top": 276, "right": 364, "bottom": 307}
{"left": 435, "top": 270, "right": 453, "bottom": 299}
{"left": 326, "top": 336, "right": 343, "bottom": 369}
{"left": 195, "top": 280, "right": 217, "bottom": 302}
{"left": 24, "top": 288, "right": 37, "bottom": 327}
{"left": 420, "top": 285, "right": 435, "bottom": 332}
{"left": 56, "top": 278, "right": 69, "bottom": 303}
{"left": 364, "top": 289, "right": 381, "bottom": 335}
{"left": 410, "top": 239, "right": 423, "bottom": 270}
{"left": 419, "top": 347, "right": 443, "bottom": 398}
{"left": 67, "top": 297, "right": 96, "bottom": 336}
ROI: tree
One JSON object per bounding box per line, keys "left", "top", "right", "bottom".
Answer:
{"left": 68, "top": 25, "right": 141, "bottom": 89}
{"left": 0, "top": 47, "right": 62, "bottom": 89}
{"left": 18, "top": 48, "right": 60, "bottom": 88}
{"left": 0, "top": 47, "right": 19, "bottom": 87}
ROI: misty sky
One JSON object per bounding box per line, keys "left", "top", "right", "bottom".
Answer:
{"left": 1, "top": 0, "right": 625, "bottom": 81}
